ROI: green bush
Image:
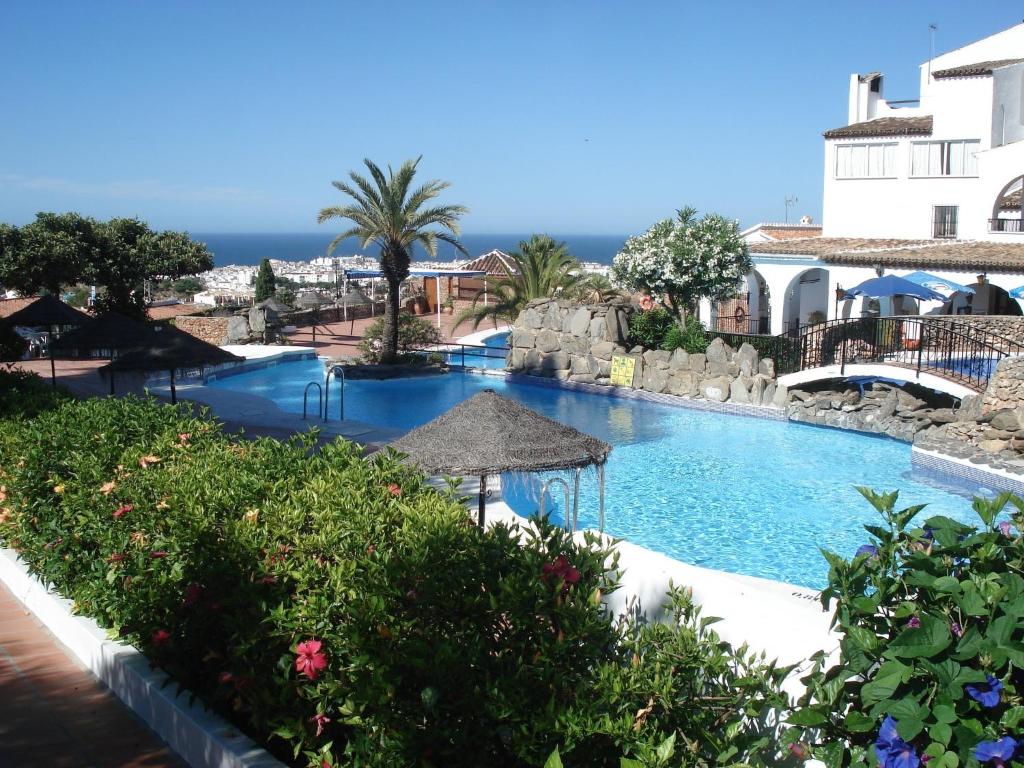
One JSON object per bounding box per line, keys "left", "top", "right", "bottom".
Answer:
{"left": 663, "top": 316, "right": 708, "bottom": 354}
{"left": 628, "top": 307, "right": 676, "bottom": 350}
{"left": 786, "top": 488, "right": 1024, "bottom": 768}
{"left": 358, "top": 312, "right": 443, "bottom": 363}
{"left": 0, "top": 368, "right": 69, "bottom": 419}
{"left": 0, "top": 383, "right": 788, "bottom": 767}
{"left": 0, "top": 321, "right": 29, "bottom": 364}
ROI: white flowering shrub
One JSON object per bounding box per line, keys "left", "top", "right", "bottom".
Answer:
{"left": 611, "top": 207, "right": 751, "bottom": 318}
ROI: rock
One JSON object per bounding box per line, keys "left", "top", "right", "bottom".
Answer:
{"left": 590, "top": 341, "right": 615, "bottom": 360}
{"left": 735, "top": 343, "right": 759, "bottom": 377}
{"left": 708, "top": 359, "right": 730, "bottom": 377}
{"left": 980, "top": 439, "right": 1010, "bottom": 453}
{"left": 957, "top": 394, "right": 983, "bottom": 422}
{"left": 762, "top": 380, "right": 776, "bottom": 406}
{"left": 523, "top": 307, "right": 544, "bottom": 329}
{"left": 643, "top": 349, "right": 671, "bottom": 368}
{"left": 540, "top": 351, "right": 569, "bottom": 371}
{"left": 729, "top": 377, "right": 752, "bottom": 404}
{"left": 642, "top": 366, "right": 670, "bottom": 394}
{"left": 553, "top": 370, "right": 571, "bottom": 381}
{"left": 750, "top": 374, "right": 770, "bottom": 406}
{"left": 928, "top": 408, "right": 957, "bottom": 424}
{"left": 772, "top": 384, "right": 789, "bottom": 408}
{"left": 536, "top": 329, "right": 560, "bottom": 353}
{"left": 758, "top": 358, "right": 775, "bottom": 378}
{"left": 545, "top": 302, "right": 562, "bottom": 330}
{"left": 225, "top": 315, "right": 250, "bottom": 344}
{"left": 570, "top": 308, "right": 591, "bottom": 336}
{"left": 630, "top": 356, "right": 644, "bottom": 388}
{"left": 248, "top": 307, "right": 267, "bottom": 334}
{"left": 509, "top": 348, "right": 525, "bottom": 370}
{"left": 668, "top": 370, "right": 701, "bottom": 397}
{"left": 982, "top": 428, "right": 1014, "bottom": 441}
{"left": 705, "top": 337, "right": 729, "bottom": 363}
{"left": 791, "top": 390, "right": 814, "bottom": 402}
{"left": 512, "top": 329, "right": 535, "bottom": 349}
{"left": 605, "top": 310, "right": 628, "bottom": 343}
{"left": 701, "top": 376, "right": 732, "bottom": 402}
{"left": 569, "top": 373, "right": 596, "bottom": 383}
{"left": 688, "top": 353, "right": 707, "bottom": 373}
{"left": 589, "top": 316, "right": 607, "bottom": 342}
{"left": 570, "top": 355, "right": 591, "bottom": 375}
{"left": 895, "top": 390, "right": 926, "bottom": 412}
{"left": 1010, "top": 436, "right": 1024, "bottom": 453}
{"left": 990, "top": 409, "right": 1021, "bottom": 432}
{"left": 524, "top": 348, "right": 543, "bottom": 369}
{"left": 668, "top": 348, "right": 689, "bottom": 370}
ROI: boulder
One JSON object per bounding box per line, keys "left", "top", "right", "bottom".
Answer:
{"left": 630, "top": 356, "right": 644, "bottom": 389}
{"left": 772, "top": 384, "right": 789, "bottom": 408}
{"left": 750, "top": 374, "right": 771, "bottom": 406}
{"left": 895, "top": 390, "right": 926, "bottom": 412}
{"left": 605, "top": 310, "right": 629, "bottom": 344}
{"left": 509, "top": 348, "right": 525, "bottom": 370}
{"left": 524, "top": 348, "right": 543, "bottom": 369}
{"left": 729, "top": 377, "right": 752, "bottom": 404}
{"left": 707, "top": 359, "right": 729, "bottom": 377}
{"left": 589, "top": 316, "right": 607, "bottom": 342}
{"left": 248, "top": 307, "right": 267, "bottom": 334}
{"left": 990, "top": 409, "right": 1021, "bottom": 432}
{"left": 705, "top": 337, "right": 730, "bottom": 363}
{"left": 540, "top": 351, "right": 570, "bottom": 371}
{"left": 545, "top": 302, "right": 563, "bottom": 330}
{"left": 928, "top": 408, "right": 957, "bottom": 424}
{"left": 570, "top": 355, "right": 591, "bottom": 375}
{"left": 701, "top": 376, "right": 732, "bottom": 402}
{"left": 791, "top": 389, "right": 814, "bottom": 402}
{"left": 570, "top": 308, "right": 591, "bottom": 336}
{"left": 569, "top": 373, "right": 596, "bottom": 383}
{"left": 512, "top": 329, "right": 535, "bottom": 349}
{"left": 590, "top": 341, "right": 615, "bottom": 360}
{"left": 668, "top": 370, "right": 701, "bottom": 397}
{"left": 758, "top": 358, "right": 775, "bottom": 378}
{"left": 536, "top": 329, "right": 560, "bottom": 353}
{"left": 225, "top": 315, "right": 250, "bottom": 344}
{"left": 980, "top": 439, "right": 1010, "bottom": 453}
{"left": 643, "top": 349, "right": 671, "bottom": 368}
{"left": 668, "top": 348, "right": 689, "bottom": 370}
{"left": 762, "top": 380, "right": 776, "bottom": 407}
{"left": 688, "top": 353, "right": 707, "bottom": 373}
{"left": 523, "top": 307, "right": 544, "bottom": 329}
{"left": 735, "top": 343, "right": 759, "bottom": 377}
{"left": 641, "top": 366, "right": 670, "bottom": 394}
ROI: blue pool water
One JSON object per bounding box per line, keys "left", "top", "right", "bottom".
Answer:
{"left": 209, "top": 360, "right": 993, "bottom": 588}
{"left": 437, "top": 331, "right": 509, "bottom": 369}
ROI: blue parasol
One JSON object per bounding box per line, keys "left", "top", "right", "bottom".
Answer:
{"left": 842, "top": 275, "right": 947, "bottom": 302}
{"left": 900, "top": 271, "right": 973, "bottom": 295}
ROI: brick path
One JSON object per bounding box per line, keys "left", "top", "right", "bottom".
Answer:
{"left": 0, "top": 581, "right": 185, "bottom": 768}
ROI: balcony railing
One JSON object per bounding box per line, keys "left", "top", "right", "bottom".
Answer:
{"left": 990, "top": 218, "right": 1023, "bottom": 233}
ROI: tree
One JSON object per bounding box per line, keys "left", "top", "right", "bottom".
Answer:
{"left": 318, "top": 157, "right": 467, "bottom": 364}
{"left": 0, "top": 213, "right": 99, "bottom": 296}
{"left": 611, "top": 206, "right": 751, "bottom": 320}
{"left": 0, "top": 213, "right": 214, "bottom": 320}
{"left": 254, "top": 258, "right": 276, "bottom": 302}
{"left": 455, "top": 235, "right": 588, "bottom": 330}
{"left": 171, "top": 276, "right": 204, "bottom": 298}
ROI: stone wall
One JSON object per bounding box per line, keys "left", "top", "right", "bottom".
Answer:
{"left": 921, "top": 316, "right": 1024, "bottom": 348}
{"left": 175, "top": 307, "right": 281, "bottom": 345}
{"left": 982, "top": 357, "right": 1024, "bottom": 413}
{"left": 507, "top": 298, "right": 786, "bottom": 407}
{"left": 175, "top": 316, "right": 230, "bottom": 345}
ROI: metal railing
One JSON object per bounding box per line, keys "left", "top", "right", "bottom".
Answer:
{"left": 791, "top": 316, "right": 1024, "bottom": 391}
{"left": 706, "top": 328, "right": 801, "bottom": 374}
{"left": 407, "top": 341, "right": 511, "bottom": 368}
{"left": 990, "top": 218, "right": 1023, "bottom": 233}
{"left": 325, "top": 365, "right": 346, "bottom": 421}
{"left": 710, "top": 315, "right": 771, "bottom": 335}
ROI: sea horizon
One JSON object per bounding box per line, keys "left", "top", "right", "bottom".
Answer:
{"left": 193, "top": 232, "right": 628, "bottom": 268}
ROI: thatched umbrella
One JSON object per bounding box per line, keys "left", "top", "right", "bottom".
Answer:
{"left": 4, "top": 296, "right": 90, "bottom": 386}
{"left": 51, "top": 312, "right": 153, "bottom": 357}
{"left": 98, "top": 324, "right": 243, "bottom": 403}
{"left": 257, "top": 297, "right": 293, "bottom": 314}
{"left": 389, "top": 389, "right": 611, "bottom": 527}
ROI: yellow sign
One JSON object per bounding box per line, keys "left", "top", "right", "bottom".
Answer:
{"left": 610, "top": 355, "right": 636, "bottom": 387}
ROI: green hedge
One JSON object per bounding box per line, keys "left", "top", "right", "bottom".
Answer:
{"left": 0, "top": 372, "right": 788, "bottom": 767}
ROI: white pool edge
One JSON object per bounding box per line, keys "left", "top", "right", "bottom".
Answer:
{"left": 0, "top": 548, "right": 284, "bottom": 768}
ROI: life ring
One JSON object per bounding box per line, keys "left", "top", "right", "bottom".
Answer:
{"left": 734, "top": 307, "right": 747, "bottom": 325}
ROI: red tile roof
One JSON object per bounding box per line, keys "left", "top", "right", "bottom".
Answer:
{"left": 932, "top": 58, "right": 1024, "bottom": 79}
{"left": 146, "top": 302, "right": 208, "bottom": 320}
{"left": 750, "top": 238, "right": 1024, "bottom": 273}
{"left": 459, "top": 249, "right": 518, "bottom": 277}
{"left": 759, "top": 225, "right": 823, "bottom": 241}
{"left": 0, "top": 297, "right": 41, "bottom": 319}
{"left": 823, "top": 116, "right": 933, "bottom": 139}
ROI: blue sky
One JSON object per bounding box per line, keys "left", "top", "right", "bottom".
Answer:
{"left": 1, "top": 2, "right": 1019, "bottom": 235}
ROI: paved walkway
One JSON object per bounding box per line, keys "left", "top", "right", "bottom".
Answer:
{"left": 0, "top": 581, "right": 184, "bottom": 768}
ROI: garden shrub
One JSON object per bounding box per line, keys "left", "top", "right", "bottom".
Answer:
{"left": 786, "top": 488, "right": 1024, "bottom": 768}
{"left": 0, "top": 377, "right": 790, "bottom": 767}
{"left": 628, "top": 306, "right": 676, "bottom": 350}
{"left": 0, "top": 368, "right": 69, "bottom": 419}
{"left": 358, "top": 312, "right": 442, "bottom": 363}
{"left": 0, "top": 320, "right": 28, "bottom": 364}
{"left": 663, "top": 316, "right": 708, "bottom": 354}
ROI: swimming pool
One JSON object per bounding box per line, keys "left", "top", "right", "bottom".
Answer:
{"left": 209, "top": 360, "right": 993, "bottom": 588}
{"left": 436, "top": 330, "right": 509, "bottom": 369}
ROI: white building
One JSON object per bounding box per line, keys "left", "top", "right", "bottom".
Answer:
{"left": 704, "top": 24, "right": 1024, "bottom": 336}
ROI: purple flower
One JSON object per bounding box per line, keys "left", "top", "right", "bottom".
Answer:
{"left": 922, "top": 526, "right": 934, "bottom": 540}
{"left": 856, "top": 544, "right": 879, "bottom": 558}
{"left": 951, "top": 622, "right": 963, "bottom": 638}
{"left": 907, "top": 616, "right": 921, "bottom": 629}
{"left": 966, "top": 675, "right": 1003, "bottom": 708}
{"left": 975, "top": 737, "right": 1018, "bottom": 768}
{"left": 875, "top": 716, "right": 920, "bottom": 768}
{"left": 998, "top": 520, "right": 1013, "bottom": 537}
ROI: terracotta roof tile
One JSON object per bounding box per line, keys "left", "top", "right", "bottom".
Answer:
{"left": 459, "top": 250, "right": 518, "bottom": 277}
{"left": 932, "top": 58, "right": 1024, "bottom": 79}
{"left": 823, "top": 116, "right": 933, "bottom": 139}
{"left": 0, "top": 297, "right": 42, "bottom": 320}
{"left": 759, "top": 225, "right": 823, "bottom": 240}
{"left": 750, "top": 238, "right": 1024, "bottom": 273}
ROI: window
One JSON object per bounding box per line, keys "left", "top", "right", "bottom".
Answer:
{"left": 834, "top": 143, "right": 897, "bottom": 178}
{"left": 911, "top": 140, "right": 980, "bottom": 176}
{"left": 933, "top": 205, "right": 958, "bottom": 238}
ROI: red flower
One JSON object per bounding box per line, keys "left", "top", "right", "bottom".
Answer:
{"left": 183, "top": 582, "right": 206, "bottom": 607}
{"left": 151, "top": 629, "right": 171, "bottom": 647}
{"left": 177, "top": 433, "right": 191, "bottom": 444}
{"left": 150, "top": 550, "right": 168, "bottom": 559}
{"left": 541, "top": 555, "right": 580, "bottom": 595}
{"left": 295, "top": 639, "right": 328, "bottom": 681}
{"left": 258, "top": 574, "right": 277, "bottom": 585}
{"left": 218, "top": 671, "right": 234, "bottom": 685}
{"left": 388, "top": 483, "right": 402, "bottom": 497}
{"left": 112, "top": 504, "right": 133, "bottom": 519}
{"left": 311, "top": 712, "right": 331, "bottom": 737}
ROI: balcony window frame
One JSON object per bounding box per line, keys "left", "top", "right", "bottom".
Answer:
{"left": 833, "top": 141, "right": 899, "bottom": 180}
{"left": 910, "top": 139, "right": 981, "bottom": 178}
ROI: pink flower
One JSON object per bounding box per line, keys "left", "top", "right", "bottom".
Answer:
{"left": 542, "top": 555, "right": 581, "bottom": 595}
{"left": 100, "top": 481, "right": 116, "bottom": 495}
{"left": 639, "top": 295, "right": 656, "bottom": 311}
{"left": 112, "top": 504, "right": 133, "bottom": 519}
{"left": 789, "top": 742, "right": 810, "bottom": 760}
{"left": 295, "top": 639, "right": 328, "bottom": 681}
{"left": 998, "top": 520, "right": 1013, "bottom": 537}
{"left": 178, "top": 433, "right": 191, "bottom": 444}
{"left": 388, "top": 483, "right": 402, "bottom": 497}
{"left": 151, "top": 629, "right": 171, "bottom": 647}
{"left": 218, "top": 671, "right": 234, "bottom": 685}
{"left": 150, "top": 550, "right": 168, "bottom": 559}
{"left": 951, "top": 621, "right": 964, "bottom": 638}
{"left": 907, "top": 616, "right": 921, "bottom": 629}
{"left": 183, "top": 582, "right": 206, "bottom": 607}
{"left": 311, "top": 713, "right": 331, "bottom": 737}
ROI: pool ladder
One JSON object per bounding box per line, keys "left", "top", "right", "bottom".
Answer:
{"left": 301, "top": 366, "right": 346, "bottom": 422}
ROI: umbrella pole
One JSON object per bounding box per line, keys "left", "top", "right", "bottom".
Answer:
{"left": 49, "top": 324, "right": 57, "bottom": 388}
{"left": 597, "top": 463, "right": 605, "bottom": 533}
{"left": 109, "top": 370, "right": 115, "bottom": 396}
{"left": 169, "top": 369, "right": 177, "bottom": 404}
{"left": 478, "top": 474, "right": 487, "bottom": 528}
{"left": 572, "top": 468, "right": 581, "bottom": 533}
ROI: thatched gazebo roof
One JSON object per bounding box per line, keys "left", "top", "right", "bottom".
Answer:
{"left": 391, "top": 389, "right": 610, "bottom": 475}
{"left": 4, "top": 295, "right": 89, "bottom": 328}
{"left": 389, "top": 390, "right": 611, "bottom": 527}
{"left": 51, "top": 312, "right": 153, "bottom": 356}
{"left": 257, "top": 297, "right": 294, "bottom": 313}
{"left": 99, "top": 324, "right": 242, "bottom": 373}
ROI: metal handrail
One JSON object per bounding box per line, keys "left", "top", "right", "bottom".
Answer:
{"left": 405, "top": 341, "right": 511, "bottom": 366}
{"left": 539, "top": 477, "right": 573, "bottom": 531}
{"left": 324, "top": 365, "right": 346, "bottom": 421}
{"left": 302, "top": 381, "right": 323, "bottom": 421}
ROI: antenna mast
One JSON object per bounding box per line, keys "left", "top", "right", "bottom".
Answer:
{"left": 784, "top": 195, "right": 798, "bottom": 223}
{"left": 928, "top": 23, "right": 937, "bottom": 79}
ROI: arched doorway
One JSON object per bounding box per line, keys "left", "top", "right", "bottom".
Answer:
{"left": 711, "top": 270, "right": 770, "bottom": 334}
{"left": 782, "top": 268, "right": 829, "bottom": 335}
{"left": 991, "top": 176, "right": 1022, "bottom": 233}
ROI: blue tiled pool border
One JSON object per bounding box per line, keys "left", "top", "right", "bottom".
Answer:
{"left": 201, "top": 350, "right": 319, "bottom": 384}
{"left": 911, "top": 447, "right": 1024, "bottom": 496}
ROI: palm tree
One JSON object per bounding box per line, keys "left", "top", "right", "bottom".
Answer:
{"left": 455, "top": 235, "right": 588, "bottom": 330}
{"left": 318, "top": 157, "right": 467, "bottom": 364}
